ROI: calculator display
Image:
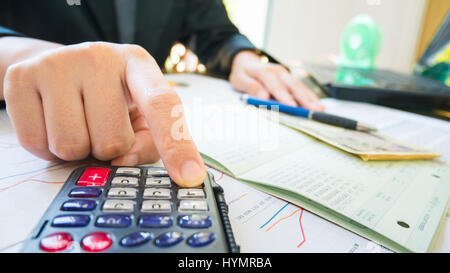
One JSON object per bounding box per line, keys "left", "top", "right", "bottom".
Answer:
{"left": 21, "top": 166, "right": 239, "bottom": 253}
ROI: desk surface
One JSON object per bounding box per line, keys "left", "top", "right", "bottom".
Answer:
{"left": 0, "top": 73, "right": 449, "bottom": 253}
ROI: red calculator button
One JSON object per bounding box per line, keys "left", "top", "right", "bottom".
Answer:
{"left": 77, "top": 167, "right": 110, "bottom": 186}
{"left": 40, "top": 232, "right": 73, "bottom": 252}
{"left": 81, "top": 232, "right": 112, "bottom": 252}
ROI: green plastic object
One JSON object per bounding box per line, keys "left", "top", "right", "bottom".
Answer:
{"left": 339, "top": 14, "right": 382, "bottom": 69}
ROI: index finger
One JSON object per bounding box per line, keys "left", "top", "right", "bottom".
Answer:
{"left": 124, "top": 52, "right": 206, "bottom": 187}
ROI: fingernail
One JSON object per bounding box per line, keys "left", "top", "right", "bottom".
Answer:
{"left": 121, "top": 154, "right": 138, "bottom": 166}
{"left": 181, "top": 160, "right": 205, "bottom": 185}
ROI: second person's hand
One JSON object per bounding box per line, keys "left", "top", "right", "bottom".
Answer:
{"left": 229, "top": 50, "right": 325, "bottom": 111}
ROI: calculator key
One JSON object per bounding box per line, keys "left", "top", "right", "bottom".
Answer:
{"left": 178, "top": 200, "right": 208, "bottom": 212}
{"left": 143, "top": 188, "right": 171, "bottom": 199}
{"left": 147, "top": 168, "right": 168, "bottom": 177}
{"left": 178, "top": 215, "right": 212, "bottom": 229}
{"left": 40, "top": 232, "right": 73, "bottom": 252}
{"left": 103, "top": 200, "right": 134, "bottom": 212}
{"left": 96, "top": 214, "right": 131, "bottom": 228}
{"left": 69, "top": 187, "right": 102, "bottom": 198}
{"left": 145, "top": 177, "right": 171, "bottom": 187}
{"left": 111, "top": 177, "right": 139, "bottom": 187}
{"left": 77, "top": 167, "right": 110, "bottom": 186}
{"left": 154, "top": 231, "right": 183, "bottom": 247}
{"left": 107, "top": 188, "right": 137, "bottom": 198}
{"left": 177, "top": 189, "right": 206, "bottom": 199}
{"left": 187, "top": 232, "right": 216, "bottom": 247}
{"left": 120, "top": 232, "right": 153, "bottom": 247}
{"left": 51, "top": 214, "right": 90, "bottom": 227}
{"left": 61, "top": 199, "right": 97, "bottom": 211}
{"left": 141, "top": 200, "right": 172, "bottom": 213}
{"left": 115, "top": 167, "right": 141, "bottom": 176}
{"left": 81, "top": 232, "right": 112, "bottom": 252}
{"left": 139, "top": 215, "right": 173, "bottom": 228}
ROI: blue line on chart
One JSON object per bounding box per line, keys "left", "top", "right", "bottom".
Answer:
{"left": 0, "top": 162, "right": 67, "bottom": 181}
{"left": 259, "top": 202, "right": 289, "bottom": 229}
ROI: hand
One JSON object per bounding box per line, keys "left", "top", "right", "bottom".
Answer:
{"left": 3, "top": 41, "right": 206, "bottom": 187}
{"left": 229, "top": 51, "right": 324, "bottom": 111}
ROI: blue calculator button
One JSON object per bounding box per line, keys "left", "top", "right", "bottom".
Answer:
{"left": 52, "top": 214, "right": 90, "bottom": 227}
{"left": 187, "top": 232, "right": 216, "bottom": 247}
{"left": 120, "top": 232, "right": 153, "bottom": 247}
{"left": 139, "top": 215, "right": 173, "bottom": 228}
{"left": 154, "top": 231, "right": 183, "bottom": 247}
{"left": 61, "top": 200, "right": 96, "bottom": 211}
{"left": 178, "top": 214, "right": 212, "bottom": 228}
{"left": 96, "top": 214, "right": 131, "bottom": 228}
{"left": 69, "top": 187, "right": 101, "bottom": 198}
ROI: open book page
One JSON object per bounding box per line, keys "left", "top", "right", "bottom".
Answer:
{"left": 174, "top": 74, "right": 315, "bottom": 176}
{"left": 239, "top": 143, "right": 450, "bottom": 252}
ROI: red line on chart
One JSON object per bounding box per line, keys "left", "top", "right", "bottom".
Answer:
{"left": 216, "top": 172, "right": 224, "bottom": 182}
{"left": 0, "top": 239, "right": 25, "bottom": 252}
{"left": 0, "top": 179, "right": 64, "bottom": 192}
{"left": 0, "top": 163, "right": 78, "bottom": 192}
{"left": 265, "top": 208, "right": 306, "bottom": 248}
{"left": 297, "top": 209, "right": 306, "bottom": 248}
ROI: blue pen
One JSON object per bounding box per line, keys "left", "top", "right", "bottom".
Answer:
{"left": 240, "top": 94, "right": 377, "bottom": 132}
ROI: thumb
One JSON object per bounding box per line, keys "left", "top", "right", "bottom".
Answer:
{"left": 111, "top": 111, "right": 160, "bottom": 166}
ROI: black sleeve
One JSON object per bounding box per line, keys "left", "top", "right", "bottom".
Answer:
{"left": 178, "top": 0, "right": 257, "bottom": 78}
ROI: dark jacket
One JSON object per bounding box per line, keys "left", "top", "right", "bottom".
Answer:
{"left": 0, "top": 0, "right": 257, "bottom": 77}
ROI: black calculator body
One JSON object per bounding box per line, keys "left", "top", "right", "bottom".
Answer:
{"left": 21, "top": 166, "right": 239, "bottom": 253}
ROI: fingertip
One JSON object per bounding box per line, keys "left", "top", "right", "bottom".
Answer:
{"left": 171, "top": 159, "right": 206, "bottom": 187}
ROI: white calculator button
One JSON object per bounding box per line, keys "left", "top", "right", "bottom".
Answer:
{"left": 141, "top": 200, "right": 172, "bottom": 213}
{"left": 103, "top": 200, "right": 134, "bottom": 212}
{"left": 147, "top": 168, "right": 168, "bottom": 177}
{"left": 111, "top": 177, "right": 139, "bottom": 187}
{"left": 107, "top": 188, "right": 137, "bottom": 198}
{"left": 143, "top": 188, "right": 171, "bottom": 199}
{"left": 177, "top": 189, "right": 205, "bottom": 199}
{"left": 145, "top": 177, "right": 171, "bottom": 187}
{"left": 115, "top": 167, "right": 141, "bottom": 176}
{"left": 178, "top": 200, "right": 208, "bottom": 212}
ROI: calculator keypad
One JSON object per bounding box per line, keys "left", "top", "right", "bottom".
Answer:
{"left": 37, "top": 166, "right": 219, "bottom": 253}
{"left": 143, "top": 188, "right": 172, "bottom": 199}
{"left": 141, "top": 200, "right": 172, "bottom": 213}
{"left": 107, "top": 188, "right": 137, "bottom": 198}
{"left": 103, "top": 200, "right": 135, "bottom": 212}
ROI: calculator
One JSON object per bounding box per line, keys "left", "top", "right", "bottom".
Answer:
{"left": 20, "top": 166, "right": 239, "bottom": 253}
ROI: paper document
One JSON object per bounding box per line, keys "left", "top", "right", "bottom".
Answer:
{"left": 209, "top": 168, "right": 392, "bottom": 253}
{"left": 275, "top": 112, "right": 439, "bottom": 161}
{"left": 171, "top": 74, "right": 450, "bottom": 253}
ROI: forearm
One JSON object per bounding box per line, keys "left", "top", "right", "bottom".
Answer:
{"left": 0, "top": 36, "right": 62, "bottom": 99}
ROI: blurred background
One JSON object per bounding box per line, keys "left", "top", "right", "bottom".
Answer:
{"left": 166, "top": 0, "right": 449, "bottom": 76}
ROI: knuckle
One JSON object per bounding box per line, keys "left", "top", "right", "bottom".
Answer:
{"left": 3, "top": 65, "right": 24, "bottom": 101}
{"left": 126, "top": 44, "right": 152, "bottom": 60}
{"left": 78, "top": 42, "right": 117, "bottom": 67}
{"left": 147, "top": 90, "right": 181, "bottom": 112}
{"left": 92, "top": 137, "right": 133, "bottom": 160}
{"left": 51, "top": 142, "right": 90, "bottom": 161}
{"left": 20, "top": 137, "right": 48, "bottom": 154}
